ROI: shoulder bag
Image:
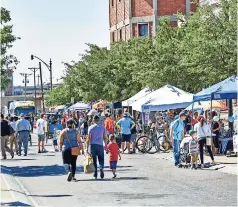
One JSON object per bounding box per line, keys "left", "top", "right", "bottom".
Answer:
{"left": 201, "top": 124, "right": 212, "bottom": 146}
{"left": 65, "top": 129, "right": 82, "bottom": 156}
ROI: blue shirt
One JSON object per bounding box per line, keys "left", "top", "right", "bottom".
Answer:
{"left": 16, "top": 119, "right": 31, "bottom": 133}
{"left": 170, "top": 119, "right": 185, "bottom": 140}
{"left": 63, "top": 129, "right": 79, "bottom": 151}
{"left": 88, "top": 124, "right": 106, "bottom": 146}
{"left": 117, "top": 117, "right": 134, "bottom": 135}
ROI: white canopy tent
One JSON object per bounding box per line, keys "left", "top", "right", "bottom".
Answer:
{"left": 122, "top": 87, "right": 152, "bottom": 107}
{"left": 68, "top": 102, "right": 91, "bottom": 111}
{"left": 131, "top": 85, "right": 193, "bottom": 112}
{"left": 142, "top": 85, "right": 193, "bottom": 112}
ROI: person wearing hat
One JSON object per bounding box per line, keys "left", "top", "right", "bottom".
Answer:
{"left": 170, "top": 112, "right": 186, "bottom": 167}
{"left": 189, "top": 130, "right": 199, "bottom": 169}
{"left": 86, "top": 115, "right": 108, "bottom": 179}
{"left": 15, "top": 113, "right": 31, "bottom": 156}
{"left": 116, "top": 112, "right": 135, "bottom": 154}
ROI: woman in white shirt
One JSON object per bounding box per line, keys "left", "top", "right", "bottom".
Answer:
{"left": 194, "top": 116, "right": 215, "bottom": 168}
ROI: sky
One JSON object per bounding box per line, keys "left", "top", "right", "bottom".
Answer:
{"left": 2, "top": 0, "right": 110, "bottom": 86}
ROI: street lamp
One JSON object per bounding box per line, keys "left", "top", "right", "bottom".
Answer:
{"left": 30, "top": 55, "right": 52, "bottom": 90}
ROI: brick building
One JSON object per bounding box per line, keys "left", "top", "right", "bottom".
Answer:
{"left": 109, "top": 0, "right": 197, "bottom": 42}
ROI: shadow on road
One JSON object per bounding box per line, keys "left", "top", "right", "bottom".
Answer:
{"left": 29, "top": 194, "right": 72, "bottom": 197}
{"left": 0, "top": 202, "right": 31, "bottom": 206}
{"left": 1, "top": 165, "right": 66, "bottom": 177}
{"left": 4, "top": 158, "right": 37, "bottom": 161}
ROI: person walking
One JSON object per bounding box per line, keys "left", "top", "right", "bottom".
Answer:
{"left": 15, "top": 113, "right": 31, "bottom": 156}
{"left": 170, "top": 112, "right": 186, "bottom": 167}
{"left": 107, "top": 134, "right": 121, "bottom": 178}
{"left": 194, "top": 116, "right": 215, "bottom": 169}
{"left": 129, "top": 115, "right": 137, "bottom": 153}
{"left": 0, "top": 114, "right": 14, "bottom": 159}
{"left": 212, "top": 116, "right": 221, "bottom": 154}
{"left": 104, "top": 113, "right": 115, "bottom": 140}
{"left": 86, "top": 115, "right": 108, "bottom": 179}
{"left": 9, "top": 117, "right": 18, "bottom": 154}
{"left": 37, "top": 114, "right": 47, "bottom": 153}
{"left": 59, "top": 119, "right": 84, "bottom": 182}
{"left": 116, "top": 113, "right": 135, "bottom": 154}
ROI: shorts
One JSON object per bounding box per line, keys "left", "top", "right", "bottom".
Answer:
{"left": 53, "top": 140, "right": 58, "bottom": 146}
{"left": 191, "top": 152, "right": 198, "bottom": 162}
{"left": 130, "top": 133, "right": 136, "bottom": 142}
{"left": 110, "top": 161, "right": 117, "bottom": 169}
{"left": 38, "top": 134, "right": 45, "bottom": 142}
{"left": 121, "top": 134, "right": 131, "bottom": 142}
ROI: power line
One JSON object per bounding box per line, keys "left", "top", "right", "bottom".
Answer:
{"left": 19, "top": 73, "right": 32, "bottom": 101}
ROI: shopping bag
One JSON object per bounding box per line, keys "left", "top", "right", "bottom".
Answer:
{"left": 206, "top": 136, "right": 212, "bottom": 146}
{"left": 83, "top": 155, "right": 95, "bottom": 174}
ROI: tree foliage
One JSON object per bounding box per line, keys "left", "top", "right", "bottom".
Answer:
{"left": 0, "top": 7, "right": 20, "bottom": 90}
{"left": 46, "top": 0, "right": 237, "bottom": 106}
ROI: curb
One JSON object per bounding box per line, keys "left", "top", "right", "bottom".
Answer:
{"left": 1, "top": 166, "right": 39, "bottom": 207}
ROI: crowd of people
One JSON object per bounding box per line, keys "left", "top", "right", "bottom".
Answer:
{"left": 0, "top": 107, "right": 225, "bottom": 181}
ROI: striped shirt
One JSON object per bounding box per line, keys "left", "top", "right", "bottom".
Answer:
{"left": 189, "top": 138, "right": 198, "bottom": 153}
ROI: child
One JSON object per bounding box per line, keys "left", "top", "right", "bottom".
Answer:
{"left": 107, "top": 134, "right": 121, "bottom": 178}
{"left": 53, "top": 128, "right": 60, "bottom": 152}
{"left": 189, "top": 130, "right": 199, "bottom": 170}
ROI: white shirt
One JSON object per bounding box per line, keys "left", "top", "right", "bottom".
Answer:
{"left": 37, "top": 118, "right": 45, "bottom": 135}
{"left": 194, "top": 122, "right": 211, "bottom": 138}
{"left": 10, "top": 121, "right": 17, "bottom": 131}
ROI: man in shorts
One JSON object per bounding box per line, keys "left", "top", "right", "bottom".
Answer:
{"left": 37, "top": 114, "right": 47, "bottom": 153}
{"left": 116, "top": 113, "right": 135, "bottom": 154}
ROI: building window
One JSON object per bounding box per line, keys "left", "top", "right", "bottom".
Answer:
{"left": 119, "top": 29, "right": 122, "bottom": 40}
{"left": 138, "top": 24, "right": 149, "bottom": 37}
{"left": 111, "top": 0, "right": 114, "bottom": 7}
{"left": 112, "top": 32, "right": 115, "bottom": 42}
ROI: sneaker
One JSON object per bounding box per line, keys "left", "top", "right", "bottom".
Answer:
{"left": 177, "top": 164, "right": 183, "bottom": 168}
{"left": 1, "top": 156, "right": 6, "bottom": 160}
{"left": 200, "top": 164, "right": 204, "bottom": 169}
{"left": 100, "top": 169, "right": 104, "bottom": 179}
{"left": 18, "top": 153, "right": 21, "bottom": 156}
{"left": 93, "top": 173, "right": 97, "bottom": 179}
{"left": 72, "top": 177, "right": 77, "bottom": 181}
{"left": 24, "top": 153, "right": 27, "bottom": 156}
{"left": 112, "top": 174, "right": 117, "bottom": 179}
{"left": 67, "top": 172, "right": 72, "bottom": 182}
{"left": 38, "top": 150, "right": 41, "bottom": 153}
{"left": 11, "top": 153, "right": 14, "bottom": 159}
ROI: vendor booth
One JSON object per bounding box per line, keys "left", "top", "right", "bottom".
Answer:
{"left": 68, "top": 102, "right": 91, "bottom": 111}
{"left": 92, "top": 101, "right": 110, "bottom": 109}
{"left": 122, "top": 87, "right": 152, "bottom": 107}
{"left": 131, "top": 85, "right": 193, "bottom": 112}
{"left": 192, "top": 76, "right": 238, "bottom": 155}
{"left": 185, "top": 100, "right": 228, "bottom": 111}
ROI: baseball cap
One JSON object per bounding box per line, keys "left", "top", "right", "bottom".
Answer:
{"left": 123, "top": 112, "right": 130, "bottom": 117}
{"left": 189, "top": 130, "right": 196, "bottom": 136}
{"left": 213, "top": 116, "right": 219, "bottom": 122}
{"left": 179, "top": 112, "right": 187, "bottom": 117}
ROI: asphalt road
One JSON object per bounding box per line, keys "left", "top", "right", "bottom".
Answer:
{"left": 1, "top": 134, "right": 237, "bottom": 207}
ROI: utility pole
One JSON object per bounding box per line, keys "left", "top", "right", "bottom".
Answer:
{"left": 39, "top": 62, "right": 45, "bottom": 112}
{"left": 20, "top": 73, "right": 32, "bottom": 101}
{"left": 28, "top": 67, "right": 39, "bottom": 114}
{"left": 36, "top": 74, "right": 40, "bottom": 86}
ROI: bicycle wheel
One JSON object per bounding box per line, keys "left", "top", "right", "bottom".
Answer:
{"left": 146, "top": 138, "right": 160, "bottom": 154}
{"left": 136, "top": 135, "right": 151, "bottom": 153}
{"left": 157, "top": 135, "right": 171, "bottom": 152}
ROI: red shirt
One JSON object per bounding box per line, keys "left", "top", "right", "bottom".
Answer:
{"left": 107, "top": 142, "right": 119, "bottom": 161}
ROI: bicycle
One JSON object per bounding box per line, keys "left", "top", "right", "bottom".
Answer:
{"left": 136, "top": 127, "right": 160, "bottom": 154}
{"left": 156, "top": 127, "right": 173, "bottom": 152}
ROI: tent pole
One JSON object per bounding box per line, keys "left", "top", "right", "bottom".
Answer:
{"left": 191, "top": 101, "right": 194, "bottom": 129}
{"left": 210, "top": 97, "right": 213, "bottom": 151}
{"left": 142, "top": 111, "right": 145, "bottom": 134}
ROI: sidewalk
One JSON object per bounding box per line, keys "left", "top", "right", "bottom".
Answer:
{"left": 0, "top": 174, "right": 16, "bottom": 206}
{"left": 147, "top": 151, "right": 238, "bottom": 175}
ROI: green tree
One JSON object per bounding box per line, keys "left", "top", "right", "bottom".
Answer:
{"left": 1, "top": 7, "right": 20, "bottom": 90}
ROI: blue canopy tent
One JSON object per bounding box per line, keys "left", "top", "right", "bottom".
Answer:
{"left": 192, "top": 76, "right": 237, "bottom": 154}
{"left": 105, "top": 102, "right": 122, "bottom": 109}
{"left": 193, "top": 76, "right": 237, "bottom": 102}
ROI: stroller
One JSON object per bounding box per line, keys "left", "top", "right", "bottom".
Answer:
{"left": 179, "top": 135, "right": 192, "bottom": 168}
